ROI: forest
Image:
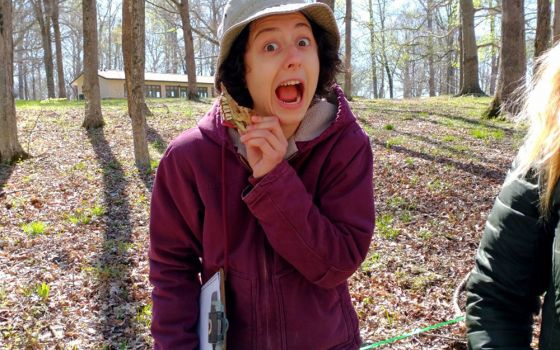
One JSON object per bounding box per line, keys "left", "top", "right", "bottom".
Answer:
{"left": 1, "top": 0, "right": 560, "bottom": 349}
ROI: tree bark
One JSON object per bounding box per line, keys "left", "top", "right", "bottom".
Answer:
{"left": 367, "top": 0, "right": 378, "bottom": 98}
{"left": 344, "top": 0, "right": 352, "bottom": 100}
{"left": 485, "top": 0, "right": 526, "bottom": 118}
{"left": 123, "top": 0, "right": 151, "bottom": 170}
{"left": 427, "top": 0, "right": 436, "bottom": 96}
{"left": 32, "top": 0, "right": 55, "bottom": 99}
{"left": 458, "top": 0, "right": 485, "bottom": 96}
{"left": 488, "top": 0, "right": 498, "bottom": 95}
{"left": 175, "top": 0, "right": 198, "bottom": 100}
{"left": 535, "top": 0, "right": 551, "bottom": 69}
{"left": 0, "top": 0, "right": 28, "bottom": 163}
{"left": 82, "top": 0, "right": 104, "bottom": 129}
{"left": 317, "top": 0, "right": 335, "bottom": 11}
{"left": 554, "top": 0, "right": 560, "bottom": 43}
{"left": 51, "top": 0, "right": 66, "bottom": 98}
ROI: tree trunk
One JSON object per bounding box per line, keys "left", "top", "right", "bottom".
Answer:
{"left": 489, "top": 0, "right": 498, "bottom": 95}
{"left": 176, "top": 0, "right": 198, "bottom": 100}
{"left": 317, "top": 0, "right": 335, "bottom": 11}
{"left": 458, "top": 0, "right": 485, "bottom": 96}
{"left": 123, "top": 0, "right": 151, "bottom": 170}
{"left": 367, "top": 0, "right": 378, "bottom": 98}
{"left": 0, "top": 0, "right": 28, "bottom": 163}
{"left": 427, "top": 0, "right": 436, "bottom": 97}
{"left": 485, "top": 0, "right": 526, "bottom": 118}
{"left": 32, "top": 0, "right": 55, "bottom": 99}
{"left": 554, "top": 0, "right": 560, "bottom": 43}
{"left": 51, "top": 0, "right": 66, "bottom": 98}
{"left": 344, "top": 0, "right": 352, "bottom": 100}
{"left": 82, "top": 0, "right": 104, "bottom": 129}
{"left": 534, "top": 0, "right": 551, "bottom": 69}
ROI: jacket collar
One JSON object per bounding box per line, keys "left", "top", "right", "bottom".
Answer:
{"left": 197, "top": 84, "right": 356, "bottom": 154}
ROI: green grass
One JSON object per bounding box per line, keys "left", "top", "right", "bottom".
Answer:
{"left": 21, "top": 221, "right": 47, "bottom": 236}
{"left": 470, "top": 128, "right": 505, "bottom": 141}
{"left": 36, "top": 282, "right": 50, "bottom": 302}
{"left": 386, "top": 136, "right": 405, "bottom": 149}
{"left": 377, "top": 214, "right": 401, "bottom": 240}
{"left": 361, "top": 252, "right": 381, "bottom": 272}
{"left": 67, "top": 205, "right": 105, "bottom": 225}
{"left": 383, "top": 124, "right": 395, "bottom": 131}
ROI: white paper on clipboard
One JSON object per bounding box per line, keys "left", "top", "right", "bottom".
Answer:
{"left": 198, "top": 269, "right": 227, "bottom": 350}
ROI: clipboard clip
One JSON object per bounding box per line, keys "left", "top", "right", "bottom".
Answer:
{"left": 208, "top": 292, "right": 229, "bottom": 345}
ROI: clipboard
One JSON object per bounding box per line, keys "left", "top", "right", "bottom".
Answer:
{"left": 198, "top": 269, "right": 228, "bottom": 350}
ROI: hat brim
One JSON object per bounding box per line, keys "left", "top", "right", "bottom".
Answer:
{"left": 216, "top": 3, "right": 339, "bottom": 89}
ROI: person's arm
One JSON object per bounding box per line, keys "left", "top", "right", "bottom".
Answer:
{"left": 466, "top": 175, "right": 552, "bottom": 350}
{"left": 149, "top": 143, "right": 204, "bottom": 349}
{"left": 243, "top": 124, "right": 374, "bottom": 289}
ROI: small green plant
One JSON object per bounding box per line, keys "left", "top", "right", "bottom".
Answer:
{"left": 405, "top": 157, "right": 414, "bottom": 166}
{"left": 442, "top": 135, "right": 457, "bottom": 142}
{"left": 399, "top": 211, "right": 413, "bottom": 223}
{"left": 418, "top": 229, "right": 434, "bottom": 240}
{"left": 0, "top": 288, "right": 7, "bottom": 307}
{"left": 91, "top": 205, "right": 106, "bottom": 217}
{"left": 36, "top": 282, "right": 50, "bottom": 302}
{"left": 72, "top": 161, "right": 87, "bottom": 171}
{"left": 68, "top": 205, "right": 105, "bottom": 225}
{"left": 361, "top": 252, "right": 381, "bottom": 272}
{"left": 383, "top": 124, "right": 395, "bottom": 131}
{"left": 377, "top": 214, "right": 400, "bottom": 240}
{"left": 387, "top": 196, "right": 407, "bottom": 209}
{"left": 135, "top": 303, "right": 152, "bottom": 327}
{"left": 471, "top": 128, "right": 504, "bottom": 141}
{"left": 386, "top": 137, "right": 404, "bottom": 149}
{"left": 427, "top": 178, "right": 447, "bottom": 192}
{"left": 383, "top": 307, "right": 397, "bottom": 327}
{"left": 22, "top": 221, "right": 46, "bottom": 236}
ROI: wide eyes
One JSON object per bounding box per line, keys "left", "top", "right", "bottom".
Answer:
{"left": 263, "top": 38, "right": 312, "bottom": 52}
{"left": 264, "top": 43, "right": 279, "bottom": 52}
{"left": 298, "top": 38, "right": 311, "bottom": 47}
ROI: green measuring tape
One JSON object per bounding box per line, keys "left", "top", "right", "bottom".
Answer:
{"left": 359, "top": 315, "right": 465, "bottom": 349}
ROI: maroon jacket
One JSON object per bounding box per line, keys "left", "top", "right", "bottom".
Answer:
{"left": 149, "top": 85, "right": 375, "bottom": 349}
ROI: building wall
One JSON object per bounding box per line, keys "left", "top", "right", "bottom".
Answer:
{"left": 100, "top": 78, "right": 126, "bottom": 98}
{"left": 71, "top": 75, "right": 215, "bottom": 99}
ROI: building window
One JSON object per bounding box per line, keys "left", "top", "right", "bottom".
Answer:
{"left": 145, "top": 85, "right": 162, "bottom": 98}
{"left": 166, "top": 86, "right": 179, "bottom": 98}
{"left": 180, "top": 87, "right": 188, "bottom": 98}
{"left": 197, "top": 87, "right": 209, "bottom": 98}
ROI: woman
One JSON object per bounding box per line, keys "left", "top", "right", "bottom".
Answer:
{"left": 466, "top": 43, "right": 560, "bottom": 349}
{"left": 148, "top": 0, "right": 375, "bottom": 348}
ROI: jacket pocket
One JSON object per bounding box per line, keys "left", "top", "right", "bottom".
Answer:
{"left": 277, "top": 270, "right": 354, "bottom": 349}
{"left": 226, "top": 269, "right": 256, "bottom": 350}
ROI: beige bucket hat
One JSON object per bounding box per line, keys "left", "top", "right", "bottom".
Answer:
{"left": 216, "top": 0, "right": 340, "bottom": 75}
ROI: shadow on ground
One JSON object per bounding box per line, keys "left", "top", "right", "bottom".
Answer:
{"left": 87, "top": 127, "right": 148, "bottom": 348}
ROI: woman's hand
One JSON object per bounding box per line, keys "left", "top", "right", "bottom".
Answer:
{"left": 240, "top": 116, "right": 288, "bottom": 178}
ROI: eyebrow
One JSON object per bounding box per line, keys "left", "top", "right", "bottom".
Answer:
{"left": 253, "top": 22, "right": 312, "bottom": 41}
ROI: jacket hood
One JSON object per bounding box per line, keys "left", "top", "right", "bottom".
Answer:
{"left": 197, "top": 84, "right": 356, "bottom": 154}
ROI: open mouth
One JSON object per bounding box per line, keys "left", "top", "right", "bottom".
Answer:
{"left": 275, "top": 80, "right": 304, "bottom": 104}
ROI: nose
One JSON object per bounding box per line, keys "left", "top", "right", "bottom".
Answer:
{"left": 284, "top": 46, "right": 302, "bottom": 70}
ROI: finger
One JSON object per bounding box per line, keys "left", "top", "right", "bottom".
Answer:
{"left": 244, "top": 137, "right": 279, "bottom": 160}
{"left": 240, "top": 129, "right": 286, "bottom": 151}
{"left": 250, "top": 116, "right": 286, "bottom": 139}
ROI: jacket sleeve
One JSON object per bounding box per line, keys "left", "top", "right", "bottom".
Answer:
{"left": 149, "top": 144, "right": 204, "bottom": 350}
{"left": 243, "top": 125, "right": 375, "bottom": 289}
{"left": 466, "top": 174, "right": 552, "bottom": 350}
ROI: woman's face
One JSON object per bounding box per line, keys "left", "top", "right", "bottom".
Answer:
{"left": 244, "top": 12, "right": 320, "bottom": 138}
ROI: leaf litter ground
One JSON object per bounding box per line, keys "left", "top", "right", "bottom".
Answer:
{"left": 0, "top": 97, "right": 528, "bottom": 349}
